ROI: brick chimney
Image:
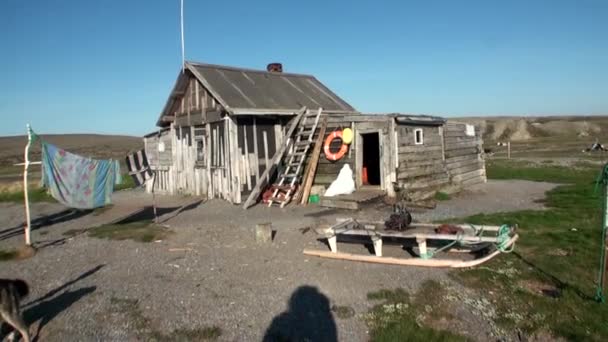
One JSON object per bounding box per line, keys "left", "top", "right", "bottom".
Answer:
{"left": 267, "top": 63, "right": 283, "bottom": 73}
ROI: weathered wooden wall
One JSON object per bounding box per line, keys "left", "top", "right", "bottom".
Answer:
{"left": 396, "top": 125, "right": 448, "bottom": 201}
{"left": 144, "top": 130, "right": 172, "bottom": 167}
{"left": 236, "top": 117, "right": 282, "bottom": 196}
{"left": 172, "top": 73, "right": 224, "bottom": 126}
{"left": 207, "top": 119, "right": 233, "bottom": 201}
{"left": 144, "top": 125, "right": 207, "bottom": 196}
{"left": 444, "top": 122, "right": 486, "bottom": 187}
{"left": 310, "top": 115, "right": 357, "bottom": 186}
{"left": 305, "top": 114, "right": 396, "bottom": 197}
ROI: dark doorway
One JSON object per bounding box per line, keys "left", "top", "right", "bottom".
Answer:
{"left": 361, "top": 132, "right": 381, "bottom": 186}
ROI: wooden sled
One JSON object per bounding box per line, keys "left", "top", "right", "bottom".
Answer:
{"left": 303, "top": 218, "right": 518, "bottom": 268}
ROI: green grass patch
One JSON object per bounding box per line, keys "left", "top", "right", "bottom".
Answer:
{"left": 0, "top": 187, "right": 55, "bottom": 203}
{"left": 0, "top": 249, "right": 19, "bottom": 261}
{"left": 331, "top": 305, "right": 356, "bottom": 319}
{"left": 87, "top": 221, "right": 170, "bottom": 242}
{"left": 0, "top": 173, "right": 134, "bottom": 203}
{"left": 110, "top": 296, "right": 221, "bottom": 340}
{"left": 486, "top": 159, "right": 597, "bottom": 183}
{"left": 114, "top": 174, "right": 136, "bottom": 191}
{"left": 63, "top": 228, "right": 87, "bottom": 237}
{"left": 434, "top": 191, "right": 451, "bottom": 201}
{"left": 448, "top": 160, "right": 608, "bottom": 340}
{"left": 365, "top": 282, "right": 467, "bottom": 341}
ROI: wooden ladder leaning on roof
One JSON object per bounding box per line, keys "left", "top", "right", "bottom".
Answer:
{"left": 267, "top": 107, "right": 323, "bottom": 208}
{"left": 242, "top": 107, "right": 308, "bottom": 209}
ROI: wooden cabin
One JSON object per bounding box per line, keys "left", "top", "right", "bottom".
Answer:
{"left": 143, "top": 61, "right": 486, "bottom": 205}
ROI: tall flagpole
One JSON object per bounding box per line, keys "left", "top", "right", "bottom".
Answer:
{"left": 180, "top": 0, "right": 185, "bottom": 72}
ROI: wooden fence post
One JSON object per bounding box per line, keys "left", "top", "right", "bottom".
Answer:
{"left": 23, "top": 124, "right": 33, "bottom": 246}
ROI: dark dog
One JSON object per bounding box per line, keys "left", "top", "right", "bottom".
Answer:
{"left": 0, "top": 279, "right": 30, "bottom": 342}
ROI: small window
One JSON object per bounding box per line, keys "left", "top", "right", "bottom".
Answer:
{"left": 414, "top": 128, "right": 424, "bottom": 145}
{"left": 196, "top": 139, "right": 205, "bottom": 162}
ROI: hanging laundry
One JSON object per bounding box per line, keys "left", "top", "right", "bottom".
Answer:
{"left": 125, "top": 149, "right": 154, "bottom": 186}
{"left": 41, "top": 142, "right": 121, "bottom": 209}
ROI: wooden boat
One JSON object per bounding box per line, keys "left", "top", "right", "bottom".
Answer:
{"left": 303, "top": 218, "right": 518, "bottom": 268}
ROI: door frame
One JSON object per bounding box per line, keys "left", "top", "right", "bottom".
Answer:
{"left": 355, "top": 129, "right": 385, "bottom": 190}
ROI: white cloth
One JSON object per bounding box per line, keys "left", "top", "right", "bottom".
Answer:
{"left": 324, "top": 164, "right": 356, "bottom": 197}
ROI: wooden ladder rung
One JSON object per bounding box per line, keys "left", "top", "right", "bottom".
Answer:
{"left": 271, "top": 185, "right": 296, "bottom": 191}
{"left": 297, "top": 130, "right": 314, "bottom": 136}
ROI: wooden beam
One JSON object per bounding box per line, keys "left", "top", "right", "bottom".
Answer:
{"left": 195, "top": 80, "right": 200, "bottom": 110}
{"left": 229, "top": 117, "right": 241, "bottom": 203}
{"left": 302, "top": 236, "right": 517, "bottom": 268}
{"left": 252, "top": 117, "right": 260, "bottom": 184}
{"left": 298, "top": 116, "right": 328, "bottom": 205}
{"left": 263, "top": 131, "right": 270, "bottom": 183}
{"left": 243, "top": 121, "right": 251, "bottom": 191}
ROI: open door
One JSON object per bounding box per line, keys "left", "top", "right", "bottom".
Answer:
{"left": 361, "top": 132, "right": 381, "bottom": 186}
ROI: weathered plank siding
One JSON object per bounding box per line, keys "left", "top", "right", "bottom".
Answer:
{"left": 172, "top": 73, "right": 223, "bottom": 126}
{"left": 310, "top": 115, "right": 357, "bottom": 186}
{"left": 444, "top": 122, "right": 486, "bottom": 187}
{"left": 236, "top": 116, "right": 281, "bottom": 196}
{"left": 396, "top": 125, "right": 448, "bottom": 201}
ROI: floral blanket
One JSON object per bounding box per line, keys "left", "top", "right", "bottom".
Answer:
{"left": 41, "top": 142, "right": 121, "bottom": 209}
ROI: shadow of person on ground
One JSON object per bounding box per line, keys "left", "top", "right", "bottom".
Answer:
{"left": 263, "top": 286, "right": 337, "bottom": 342}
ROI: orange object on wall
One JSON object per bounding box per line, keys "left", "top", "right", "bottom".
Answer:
{"left": 362, "top": 166, "right": 369, "bottom": 185}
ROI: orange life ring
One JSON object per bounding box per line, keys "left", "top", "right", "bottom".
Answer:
{"left": 324, "top": 131, "right": 348, "bottom": 161}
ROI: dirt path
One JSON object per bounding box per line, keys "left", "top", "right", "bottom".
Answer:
{"left": 0, "top": 180, "right": 557, "bottom": 341}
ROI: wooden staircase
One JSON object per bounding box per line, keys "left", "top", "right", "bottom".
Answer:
{"left": 267, "top": 108, "right": 323, "bottom": 207}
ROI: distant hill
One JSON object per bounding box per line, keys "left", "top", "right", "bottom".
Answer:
{"left": 451, "top": 116, "right": 608, "bottom": 142}
{"left": 0, "top": 134, "right": 143, "bottom": 166}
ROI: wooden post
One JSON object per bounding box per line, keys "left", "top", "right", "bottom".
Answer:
{"left": 417, "top": 237, "right": 427, "bottom": 258}
{"left": 507, "top": 141, "right": 511, "bottom": 159}
{"left": 298, "top": 116, "right": 328, "bottom": 205}
{"left": 243, "top": 122, "right": 251, "bottom": 191}
{"left": 263, "top": 131, "right": 270, "bottom": 183}
{"left": 23, "top": 124, "right": 33, "bottom": 246}
{"left": 152, "top": 129, "right": 161, "bottom": 223}
{"left": 602, "top": 183, "right": 608, "bottom": 301}
{"left": 252, "top": 117, "right": 260, "bottom": 184}
{"left": 372, "top": 236, "right": 383, "bottom": 257}
{"left": 255, "top": 223, "right": 273, "bottom": 243}
{"left": 328, "top": 235, "right": 337, "bottom": 253}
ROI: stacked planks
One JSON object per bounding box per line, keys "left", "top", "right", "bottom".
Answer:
{"left": 396, "top": 125, "right": 449, "bottom": 202}
{"left": 444, "top": 122, "right": 486, "bottom": 187}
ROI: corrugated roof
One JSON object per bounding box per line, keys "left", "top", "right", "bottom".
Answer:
{"left": 186, "top": 61, "right": 356, "bottom": 114}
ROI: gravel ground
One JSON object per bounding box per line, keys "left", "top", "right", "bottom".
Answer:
{"left": 0, "top": 180, "right": 556, "bottom": 341}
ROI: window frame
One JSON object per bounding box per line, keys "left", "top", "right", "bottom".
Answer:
{"left": 414, "top": 128, "right": 424, "bottom": 145}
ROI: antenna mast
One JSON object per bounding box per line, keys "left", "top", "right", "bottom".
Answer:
{"left": 180, "top": 0, "right": 185, "bottom": 72}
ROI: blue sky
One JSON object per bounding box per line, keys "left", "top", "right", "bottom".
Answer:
{"left": 1, "top": 0, "right": 606, "bottom": 136}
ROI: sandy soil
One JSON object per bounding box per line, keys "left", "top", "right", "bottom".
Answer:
{"left": 0, "top": 180, "right": 556, "bottom": 341}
